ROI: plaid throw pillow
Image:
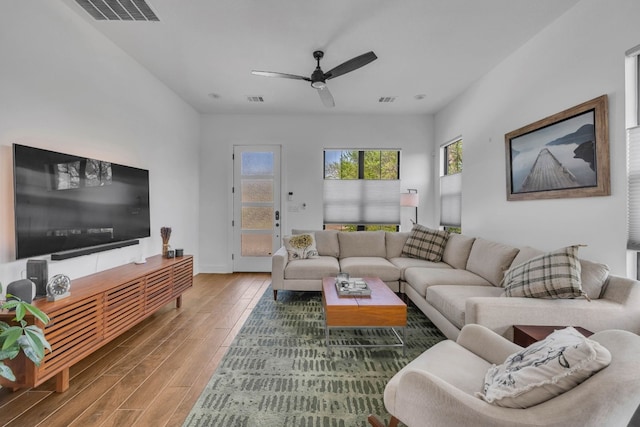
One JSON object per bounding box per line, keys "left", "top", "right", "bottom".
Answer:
{"left": 502, "top": 245, "right": 588, "bottom": 299}
{"left": 401, "top": 224, "right": 449, "bottom": 262}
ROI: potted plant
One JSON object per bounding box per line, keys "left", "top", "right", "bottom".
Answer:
{"left": 0, "top": 284, "right": 51, "bottom": 382}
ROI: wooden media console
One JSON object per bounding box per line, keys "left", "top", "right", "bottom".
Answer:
{"left": 0, "top": 255, "right": 193, "bottom": 393}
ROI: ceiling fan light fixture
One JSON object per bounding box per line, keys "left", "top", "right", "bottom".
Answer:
{"left": 311, "top": 80, "right": 326, "bottom": 89}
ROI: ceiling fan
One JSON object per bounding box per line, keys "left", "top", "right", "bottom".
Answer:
{"left": 251, "top": 50, "right": 377, "bottom": 108}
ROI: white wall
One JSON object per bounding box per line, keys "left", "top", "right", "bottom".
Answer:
{"left": 199, "top": 114, "right": 433, "bottom": 272}
{"left": 434, "top": 0, "right": 640, "bottom": 275}
{"left": 0, "top": 1, "right": 201, "bottom": 290}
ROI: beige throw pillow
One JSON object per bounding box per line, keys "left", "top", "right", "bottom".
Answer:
{"left": 283, "top": 233, "right": 319, "bottom": 261}
{"left": 478, "top": 327, "right": 611, "bottom": 408}
{"left": 401, "top": 224, "right": 449, "bottom": 262}
{"left": 502, "top": 245, "right": 588, "bottom": 299}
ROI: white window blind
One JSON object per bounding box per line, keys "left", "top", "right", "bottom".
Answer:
{"left": 628, "top": 126, "right": 640, "bottom": 249}
{"left": 440, "top": 172, "right": 462, "bottom": 227}
{"left": 323, "top": 180, "right": 400, "bottom": 224}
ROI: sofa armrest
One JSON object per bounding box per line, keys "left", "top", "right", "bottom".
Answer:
{"left": 456, "top": 324, "right": 522, "bottom": 365}
{"left": 465, "top": 294, "right": 640, "bottom": 340}
{"left": 392, "top": 369, "right": 538, "bottom": 427}
{"left": 272, "top": 246, "right": 288, "bottom": 290}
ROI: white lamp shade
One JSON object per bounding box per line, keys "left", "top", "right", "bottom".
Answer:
{"left": 400, "top": 192, "right": 419, "bottom": 207}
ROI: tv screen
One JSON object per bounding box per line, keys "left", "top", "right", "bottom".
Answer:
{"left": 13, "top": 144, "right": 150, "bottom": 259}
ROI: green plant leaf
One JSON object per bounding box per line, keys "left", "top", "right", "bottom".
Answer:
{"left": 1, "top": 300, "right": 19, "bottom": 311}
{"left": 23, "top": 329, "right": 46, "bottom": 360}
{"left": 20, "top": 344, "right": 40, "bottom": 365}
{"left": 23, "top": 304, "right": 50, "bottom": 325}
{"left": 0, "top": 347, "right": 19, "bottom": 360}
{"left": 14, "top": 303, "right": 26, "bottom": 322}
{"left": 0, "top": 327, "right": 22, "bottom": 350}
{"left": 24, "top": 325, "right": 51, "bottom": 352}
{"left": 0, "top": 362, "right": 16, "bottom": 382}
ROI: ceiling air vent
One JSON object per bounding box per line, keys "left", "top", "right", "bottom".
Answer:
{"left": 247, "top": 96, "right": 265, "bottom": 103}
{"left": 378, "top": 97, "right": 396, "bottom": 103}
{"left": 75, "top": 0, "right": 160, "bottom": 21}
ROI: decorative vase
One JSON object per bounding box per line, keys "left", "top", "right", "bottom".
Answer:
{"left": 162, "top": 243, "right": 169, "bottom": 257}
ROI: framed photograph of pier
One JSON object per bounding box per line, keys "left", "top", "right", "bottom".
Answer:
{"left": 505, "top": 95, "right": 610, "bottom": 201}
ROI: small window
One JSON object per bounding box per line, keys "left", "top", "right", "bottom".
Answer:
{"left": 440, "top": 139, "right": 462, "bottom": 233}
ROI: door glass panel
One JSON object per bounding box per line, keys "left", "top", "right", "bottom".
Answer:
{"left": 241, "top": 207, "right": 273, "bottom": 230}
{"left": 241, "top": 234, "right": 272, "bottom": 256}
{"left": 242, "top": 152, "right": 274, "bottom": 176}
{"left": 241, "top": 179, "right": 273, "bottom": 203}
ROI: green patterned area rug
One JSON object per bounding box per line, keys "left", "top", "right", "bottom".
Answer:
{"left": 183, "top": 287, "right": 446, "bottom": 427}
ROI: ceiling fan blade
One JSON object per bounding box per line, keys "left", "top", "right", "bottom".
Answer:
{"left": 251, "top": 70, "right": 311, "bottom": 81}
{"left": 316, "top": 86, "right": 335, "bottom": 108}
{"left": 324, "top": 51, "right": 377, "bottom": 80}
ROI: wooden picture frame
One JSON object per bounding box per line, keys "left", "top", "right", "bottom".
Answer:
{"left": 505, "top": 95, "right": 610, "bottom": 201}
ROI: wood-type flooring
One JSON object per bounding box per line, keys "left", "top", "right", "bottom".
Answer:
{"left": 0, "top": 272, "right": 270, "bottom": 427}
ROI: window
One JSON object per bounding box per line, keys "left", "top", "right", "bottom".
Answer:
{"left": 440, "top": 139, "right": 462, "bottom": 233}
{"left": 323, "top": 150, "right": 400, "bottom": 231}
{"left": 626, "top": 46, "right": 640, "bottom": 261}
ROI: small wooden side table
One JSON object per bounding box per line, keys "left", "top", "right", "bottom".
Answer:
{"left": 513, "top": 325, "right": 594, "bottom": 347}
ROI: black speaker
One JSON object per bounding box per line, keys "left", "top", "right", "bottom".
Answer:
{"left": 7, "top": 279, "right": 36, "bottom": 304}
{"left": 27, "top": 259, "right": 48, "bottom": 298}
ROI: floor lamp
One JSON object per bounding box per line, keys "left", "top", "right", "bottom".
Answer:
{"left": 401, "top": 189, "right": 419, "bottom": 225}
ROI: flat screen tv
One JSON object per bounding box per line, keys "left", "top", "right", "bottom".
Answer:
{"left": 13, "top": 144, "right": 150, "bottom": 260}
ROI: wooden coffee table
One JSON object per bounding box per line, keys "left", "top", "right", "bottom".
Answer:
{"left": 322, "top": 276, "right": 407, "bottom": 355}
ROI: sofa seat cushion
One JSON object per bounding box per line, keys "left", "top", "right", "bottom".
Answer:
{"left": 339, "top": 257, "right": 401, "bottom": 282}
{"left": 338, "top": 231, "right": 387, "bottom": 258}
{"left": 405, "top": 268, "right": 491, "bottom": 298}
{"left": 427, "top": 285, "right": 504, "bottom": 329}
{"left": 284, "top": 256, "right": 340, "bottom": 280}
{"left": 389, "top": 257, "right": 452, "bottom": 280}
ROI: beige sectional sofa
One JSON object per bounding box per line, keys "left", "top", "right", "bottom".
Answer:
{"left": 271, "top": 230, "right": 640, "bottom": 340}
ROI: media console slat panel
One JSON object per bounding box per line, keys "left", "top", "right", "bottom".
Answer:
{"left": 104, "top": 279, "right": 145, "bottom": 339}
{"left": 0, "top": 255, "right": 193, "bottom": 392}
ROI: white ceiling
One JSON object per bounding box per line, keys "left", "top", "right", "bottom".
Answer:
{"left": 60, "top": 0, "right": 580, "bottom": 115}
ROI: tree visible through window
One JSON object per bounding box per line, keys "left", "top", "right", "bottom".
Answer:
{"left": 444, "top": 139, "right": 463, "bottom": 175}
{"left": 441, "top": 139, "right": 462, "bottom": 233}
{"left": 324, "top": 150, "right": 400, "bottom": 231}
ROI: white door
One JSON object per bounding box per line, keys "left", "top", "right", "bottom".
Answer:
{"left": 232, "top": 145, "right": 281, "bottom": 272}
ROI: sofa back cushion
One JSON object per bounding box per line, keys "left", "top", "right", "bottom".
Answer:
{"left": 510, "top": 246, "right": 544, "bottom": 269}
{"left": 385, "top": 232, "right": 410, "bottom": 258}
{"left": 338, "top": 231, "right": 386, "bottom": 258}
{"left": 466, "top": 238, "right": 519, "bottom": 286}
{"left": 578, "top": 259, "right": 610, "bottom": 299}
{"left": 442, "top": 234, "right": 475, "bottom": 269}
{"left": 292, "top": 229, "right": 340, "bottom": 257}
